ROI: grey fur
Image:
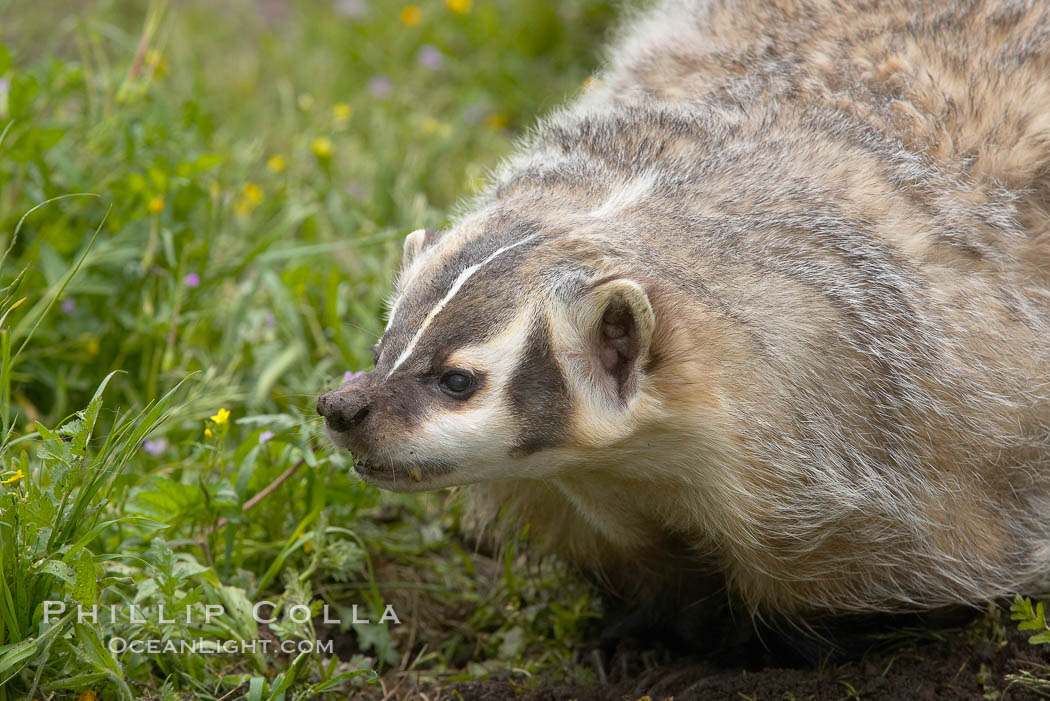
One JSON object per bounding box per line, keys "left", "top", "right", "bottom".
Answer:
{"left": 320, "top": 0, "right": 1050, "bottom": 615}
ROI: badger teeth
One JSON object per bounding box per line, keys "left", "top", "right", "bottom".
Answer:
{"left": 409, "top": 467, "right": 423, "bottom": 483}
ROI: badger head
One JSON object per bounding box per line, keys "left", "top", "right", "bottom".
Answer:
{"left": 315, "top": 216, "right": 673, "bottom": 493}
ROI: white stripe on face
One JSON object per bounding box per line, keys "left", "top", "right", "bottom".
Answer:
{"left": 386, "top": 229, "right": 429, "bottom": 332}
{"left": 385, "top": 234, "right": 538, "bottom": 379}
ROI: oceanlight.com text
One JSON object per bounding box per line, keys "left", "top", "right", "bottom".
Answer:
{"left": 107, "top": 637, "right": 336, "bottom": 655}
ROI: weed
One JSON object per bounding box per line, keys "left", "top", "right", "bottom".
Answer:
{"left": 0, "top": 0, "right": 611, "bottom": 697}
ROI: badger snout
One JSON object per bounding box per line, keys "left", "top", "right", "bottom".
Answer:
{"left": 316, "top": 388, "right": 371, "bottom": 434}
{"left": 316, "top": 377, "right": 458, "bottom": 490}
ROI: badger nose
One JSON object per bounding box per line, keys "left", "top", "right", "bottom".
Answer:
{"left": 316, "top": 390, "right": 371, "bottom": 433}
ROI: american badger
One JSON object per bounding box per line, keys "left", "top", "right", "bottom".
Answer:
{"left": 317, "top": 0, "right": 1050, "bottom": 615}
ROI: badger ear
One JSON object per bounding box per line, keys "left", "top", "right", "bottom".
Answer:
{"left": 577, "top": 277, "right": 655, "bottom": 399}
{"left": 402, "top": 228, "right": 428, "bottom": 266}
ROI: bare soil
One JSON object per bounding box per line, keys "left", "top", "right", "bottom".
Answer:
{"left": 341, "top": 605, "right": 1050, "bottom": 700}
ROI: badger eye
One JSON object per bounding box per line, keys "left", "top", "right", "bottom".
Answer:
{"left": 439, "top": 370, "right": 476, "bottom": 399}
{"left": 370, "top": 344, "right": 380, "bottom": 367}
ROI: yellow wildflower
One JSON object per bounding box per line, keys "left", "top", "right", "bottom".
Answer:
{"left": 446, "top": 0, "right": 472, "bottom": 13}
{"left": 400, "top": 5, "right": 422, "bottom": 26}
{"left": 422, "top": 116, "right": 451, "bottom": 137}
{"left": 204, "top": 428, "right": 213, "bottom": 438}
{"left": 2, "top": 469, "right": 23, "bottom": 485}
{"left": 210, "top": 408, "right": 230, "bottom": 425}
{"left": 148, "top": 196, "right": 164, "bottom": 213}
{"left": 333, "top": 103, "right": 353, "bottom": 122}
{"left": 484, "top": 113, "right": 508, "bottom": 131}
{"left": 145, "top": 50, "right": 168, "bottom": 78}
{"left": 242, "top": 183, "right": 263, "bottom": 205}
{"left": 234, "top": 182, "right": 264, "bottom": 216}
{"left": 311, "top": 136, "right": 333, "bottom": 159}
{"left": 86, "top": 338, "right": 100, "bottom": 355}
{"left": 267, "top": 155, "right": 286, "bottom": 174}
{"left": 78, "top": 693, "right": 98, "bottom": 701}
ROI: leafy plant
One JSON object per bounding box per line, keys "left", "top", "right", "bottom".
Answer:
{"left": 0, "top": 0, "right": 614, "bottom": 696}
{"left": 1010, "top": 594, "right": 1050, "bottom": 645}
{"left": 0, "top": 369, "right": 182, "bottom": 698}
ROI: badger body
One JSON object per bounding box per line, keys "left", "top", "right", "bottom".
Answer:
{"left": 317, "top": 0, "right": 1050, "bottom": 615}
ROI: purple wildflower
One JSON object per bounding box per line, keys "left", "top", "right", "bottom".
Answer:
{"left": 61, "top": 298, "right": 76, "bottom": 314}
{"left": 345, "top": 370, "right": 366, "bottom": 382}
{"left": 184, "top": 272, "right": 201, "bottom": 288}
{"left": 418, "top": 45, "right": 444, "bottom": 70}
{"left": 142, "top": 438, "right": 169, "bottom": 455}
{"left": 368, "top": 75, "right": 392, "bottom": 98}
{"left": 345, "top": 180, "right": 369, "bottom": 200}
{"left": 258, "top": 430, "right": 275, "bottom": 444}
{"left": 335, "top": 0, "right": 369, "bottom": 17}
{"left": 463, "top": 103, "right": 485, "bottom": 125}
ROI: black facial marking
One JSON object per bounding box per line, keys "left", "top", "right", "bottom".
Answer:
{"left": 508, "top": 318, "right": 570, "bottom": 457}
{"left": 362, "top": 375, "right": 430, "bottom": 435}
{"left": 378, "top": 219, "right": 545, "bottom": 376}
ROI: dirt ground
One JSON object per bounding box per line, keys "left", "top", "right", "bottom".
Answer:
{"left": 347, "top": 605, "right": 1050, "bottom": 700}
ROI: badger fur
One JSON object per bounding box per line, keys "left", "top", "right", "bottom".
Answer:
{"left": 317, "top": 0, "right": 1050, "bottom": 616}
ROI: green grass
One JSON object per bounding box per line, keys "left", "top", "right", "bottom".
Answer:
{"left": 11, "top": 3, "right": 1049, "bottom": 699}
{"left": 0, "top": 1, "right": 611, "bottom": 697}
